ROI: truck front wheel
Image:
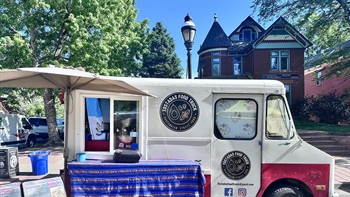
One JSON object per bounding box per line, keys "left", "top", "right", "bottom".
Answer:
{"left": 266, "top": 185, "right": 305, "bottom": 197}
{"left": 26, "top": 135, "right": 36, "bottom": 147}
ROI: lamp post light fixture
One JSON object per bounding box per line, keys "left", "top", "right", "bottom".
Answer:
{"left": 181, "top": 13, "right": 196, "bottom": 79}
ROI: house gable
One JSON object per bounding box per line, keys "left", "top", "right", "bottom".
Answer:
{"left": 254, "top": 17, "right": 312, "bottom": 49}
{"left": 228, "top": 16, "right": 265, "bottom": 42}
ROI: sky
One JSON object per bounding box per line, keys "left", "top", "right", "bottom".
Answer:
{"left": 134, "top": 0, "right": 267, "bottom": 78}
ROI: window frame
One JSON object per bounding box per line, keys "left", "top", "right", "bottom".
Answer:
{"left": 242, "top": 29, "right": 252, "bottom": 41}
{"left": 238, "top": 28, "right": 257, "bottom": 42}
{"left": 233, "top": 57, "right": 243, "bottom": 75}
{"left": 265, "top": 94, "right": 294, "bottom": 140}
{"left": 212, "top": 52, "right": 221, "bottom": 76}
{"left": 316, "top": 71, "right": 322, "bottom": 86}
{"left": 270, "top": 50, "right": 290, "bottom": 71}
{"left": 214, "top": 98, "right": 258, "bottom": 140}
{"left": 81, "top": 93, "right": 143, "bottom": 154}
{"left": 212, "top": 51, "right": 220, "bottom": 56}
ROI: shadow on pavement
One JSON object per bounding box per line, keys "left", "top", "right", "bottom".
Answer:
{"left": 338, "top": 184, "right": 350, "bottom": 193}
{"left": 0, "top": 173, "right": 61, "bottom": 184}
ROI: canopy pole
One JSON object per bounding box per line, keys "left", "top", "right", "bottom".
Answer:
{"left": 63, "top": 87, "right": 70, "bottom": 188}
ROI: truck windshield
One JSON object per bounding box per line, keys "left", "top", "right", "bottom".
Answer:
{"left": 266, "top": 95, "right": 293, "bottom": 139}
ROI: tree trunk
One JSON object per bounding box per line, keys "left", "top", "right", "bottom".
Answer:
{"left": 43, "top": 88, "right": 63, "bottom": 146}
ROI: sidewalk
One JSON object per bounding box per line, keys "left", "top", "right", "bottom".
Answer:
{"left": 1, "top": 144, "right": 349, "bottom": 188}
{"left": 334, "top": 156, "right": 350, "bottom": 188}
{"left": 0, "top": 145, "right": 64, "bottom": 185}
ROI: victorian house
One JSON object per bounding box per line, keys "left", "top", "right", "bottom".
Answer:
{"left": 197, "top": 15, "right": 312, "bottom": 107}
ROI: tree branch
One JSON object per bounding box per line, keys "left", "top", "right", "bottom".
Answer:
{"left": 336, "top": 0, "right": 350, "bottom": 27}
{"left": 30, "top": 26, "right": 39, "bottom": 67}
{"left": 53, "top": 4, "right": 71, "bottom": 60}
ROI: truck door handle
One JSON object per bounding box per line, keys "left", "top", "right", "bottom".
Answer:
{"left": 279, "top": 142, "right": 291, "bottom": 146}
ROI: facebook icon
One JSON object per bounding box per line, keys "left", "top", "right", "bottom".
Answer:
{"left": 224, "top": 188, "right": 233, "bottom": 196}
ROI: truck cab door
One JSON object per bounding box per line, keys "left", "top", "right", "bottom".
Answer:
{"left": 211, "top": 94, "right": 263, "bottom": 197}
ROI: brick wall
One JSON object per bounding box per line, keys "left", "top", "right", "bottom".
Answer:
{"left": 305, "top": 64, "right": 350, "bottom": 97}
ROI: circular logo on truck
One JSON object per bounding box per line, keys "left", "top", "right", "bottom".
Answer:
{"left": 221, "top": 151, "right": 251, "bottom": 180}
{"left": 160, "top": 92, "right": 199, "bottom": 132}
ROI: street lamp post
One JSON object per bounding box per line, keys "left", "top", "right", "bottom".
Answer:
{"left": 181, "top": 13, "right": 196, "bottom": 79}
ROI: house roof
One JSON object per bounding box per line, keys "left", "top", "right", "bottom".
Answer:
{"left": 228, "top": 41, "right": 253, "bottom": 55}
{"left": 305, "top": 39, "right": 350, "bottom": 69}
{"left": 198, "top": 16, "right": 312, "bottom": 56}
{"left": 228, "top": 16, "right": 265, "bottom": 38}
{"left": 197, "top": 14, "right": 232, "bottom": 54}
{"left": 253, "top": 16, "right": 312, "bottom": 48}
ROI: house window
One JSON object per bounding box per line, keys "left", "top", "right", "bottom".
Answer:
{"left": 199, "top": 61, "right": 205, "bottom": 79}
{"left": 316, "top": 71, "right": 322, "bottom": 86}
{"left": 243, "top": 29, "right": 251, "bottom": 42}
{"left": 271, "top": 51, "right": 290, "bottom": 71}
{"left": 239, "top": 29, "right": 257, "bottom": 42}
{"left": 212, "top": 51, "right": 220, "bottom": 56}
{"left": 212, "top": 51, "right": 221, "bottom": 76}
{"left": 233, "top": 57, "right": 242, "bottom": 75}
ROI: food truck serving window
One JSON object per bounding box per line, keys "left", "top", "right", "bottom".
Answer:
{"left": 214, "top": 99, "right": 257, "bottom": 140}
{"left": 266, "top": 95, "right": 294, "bottom": 139}
{"left": 84, "top": 96, "right": 140, "bottom": 152}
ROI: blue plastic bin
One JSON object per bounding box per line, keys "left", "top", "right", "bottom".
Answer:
{"left": 28, "top": 151, "right": 50, "bottom": 175}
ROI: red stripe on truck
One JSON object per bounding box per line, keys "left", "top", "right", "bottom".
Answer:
{"left": 257, "top": 163, "right": 330, "bottom": 197}
{"left": 204, "top": 163, "right": 330, "bottom": 197}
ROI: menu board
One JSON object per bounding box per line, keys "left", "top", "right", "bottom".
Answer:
{"left": 0, "top": 182, "right": 22, "bottom": 197}
{"left": 22, "top": 177, "right": 66, "bottom": 197}
{"left": 0, "top": 147, "right": 19, "bottom": 178}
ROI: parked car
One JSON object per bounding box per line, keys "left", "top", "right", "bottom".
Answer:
{"left": 28, "top": 117, "right": 64, "bottom": 140}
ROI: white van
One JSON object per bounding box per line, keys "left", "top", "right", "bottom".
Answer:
{"left": 66, "top": 78, "right": 337, "bottom": 197}
{"left": 0, "top": 113, "right": 37, "bottom": 147}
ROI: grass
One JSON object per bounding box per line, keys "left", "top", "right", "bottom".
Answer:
{"left": 294, "top": 119, "right": 350, "bottom": 134}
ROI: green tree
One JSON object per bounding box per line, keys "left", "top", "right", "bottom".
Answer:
{"left": 140, "top": 22, "right": 183, "bottom": 78}
{"left": 251, "top": 0, "right": 350, "bottom": 77}
{"left": 0, "top": 0, "right": 149, "bottom": 146}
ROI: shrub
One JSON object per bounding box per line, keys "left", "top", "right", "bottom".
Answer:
{"left": 312, "top": 92, "right": 349, "bottom": 124}
{"left": 293, "top": 92, "right": 350, "bottom": 124}
{"left": 292, "top": 96, "right": 314, "bottom": 120}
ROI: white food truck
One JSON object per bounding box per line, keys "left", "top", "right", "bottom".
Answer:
{"left": 66, "top": 78, "right": 337, "bottom": 197}
{"left": 0, "top": 113, "right": 37, "bottom": 147}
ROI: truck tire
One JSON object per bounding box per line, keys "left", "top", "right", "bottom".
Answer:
{"left": 26, "top": 135, "right": 36, "bottom": 147}
{"left": 266, "top": 185, "right": 305, "bottom": 197}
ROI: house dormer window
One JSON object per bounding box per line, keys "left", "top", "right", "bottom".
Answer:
{"left": 239, "top": 28, "right": 257, "bottom": 42}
